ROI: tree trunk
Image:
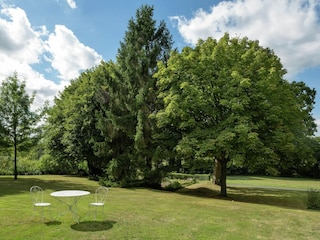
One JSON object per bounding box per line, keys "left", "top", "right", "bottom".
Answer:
{"left": 214, "top": 159, "right": 221, "bottom": 185}
{"left": 220, "top": 160, "right": 227, "bottom": 197}
{"left": 14, "top": 141, "right": 17, "bottom": 180}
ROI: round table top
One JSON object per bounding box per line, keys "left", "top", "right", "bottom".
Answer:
{"left": 50, "top": 190, "right": 90, "bottom": 197}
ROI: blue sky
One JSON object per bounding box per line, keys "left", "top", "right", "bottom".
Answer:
{"left": 1, "top": 0, "right": 320, "bottom": 134}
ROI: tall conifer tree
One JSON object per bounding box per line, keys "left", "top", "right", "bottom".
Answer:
{"left": 116, "top": 5, "right": 173, "bottom": 186}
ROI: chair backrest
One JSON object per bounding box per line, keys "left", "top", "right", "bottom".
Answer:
{"left": 95, "top": 186, "right": 108, "bottom": 203}
{"left": 30, "top": 186, "right": 44, "bottom": 204}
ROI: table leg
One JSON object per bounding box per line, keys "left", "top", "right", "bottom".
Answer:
{"left": 69, "top": 196, "right": 81, "bottom": 223}
{"left": 53, "top": 197, "right": 82, "bottom": 223}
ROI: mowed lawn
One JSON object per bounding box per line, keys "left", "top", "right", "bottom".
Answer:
{"left": 0, "top": 175, "right": 319, "bottom": 240}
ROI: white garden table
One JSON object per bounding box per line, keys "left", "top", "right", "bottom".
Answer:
{"left": 50, "top": 190, "right": 90, "bottom": 223}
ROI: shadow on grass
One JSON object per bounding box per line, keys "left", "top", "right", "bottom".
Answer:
{"left": 228, "top": 175, "right": 317, "bottom": 182}
{"left": 227, "top": 186, "right": 307, "bottom": 210}
{"left": 0, "top": 175, "right": 96, "bottom": 197}
{"left": 176, "top": 184, "right": 307, "bottom": 210}
{"left": 45, "top": 220, "right": 62, "bottom": 226}
{"left": 70, "top": 220, "right": 117, "bottom": 232}
{"left": 177, "top": 186, "right": 221, "bottom": 199}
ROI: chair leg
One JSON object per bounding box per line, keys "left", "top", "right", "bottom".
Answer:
{"left": 33, "top": 206, "right": 36, "bottom": 217}
{"left": 89, "top": 205, "right": 105, "bottom": 220}
{"left": 89, "top": 205, "right": 92, "bottom": 219}
{"left": 33, "top": 206, "right": 51, "bottom": 222}
{"left": 41, "top": 208, "right": 44, "bottom": 222}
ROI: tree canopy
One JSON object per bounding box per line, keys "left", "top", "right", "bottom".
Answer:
{"left": 44, "top": 5, "right": 173, "bottom": 186}
{"left": 154, "top": 34, "right": 316, "bottom": 196}
{"left": 0, "top": 72, "right": 39, "bottom": 179}
{"left": 42, "top": 6, "right": 317, "bottom": 193}
{"left": 115, "top": 4, "right": 173, "bottom": 186}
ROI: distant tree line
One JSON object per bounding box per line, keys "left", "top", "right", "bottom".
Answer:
{"left": 0, "top": 5, "right": 319, "bottom": 196}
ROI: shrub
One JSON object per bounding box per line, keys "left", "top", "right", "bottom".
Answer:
{"left": 167, "top": 172, "right": 210, "bottom": 181}
{"left": 39, "top": 154, "right": 59, "bottom": 174}
{"left": 163, "top": 180, "right": 183, "bottom": 191}
{"left": 18, "top": 157, "right": 42, "bottom": 175}
{"left": 167, "top": 173, "right": 192, "bottom": 180}
{"left": 0, "top": 156, "right": 12, "bottom": 175}
{"left": 306, "top": 189, "right": 320, "bottom": 209}
{"left": 99, "top": 177, "right": 120, "bottom": 187}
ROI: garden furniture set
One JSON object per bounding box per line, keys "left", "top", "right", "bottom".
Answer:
{"left": 30, "top": 186, "right": 108, "bottom": 223}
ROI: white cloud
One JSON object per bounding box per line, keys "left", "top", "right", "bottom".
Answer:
{"left": 46, "top": 25, "right": 103, "bottom": 80}
{"left": 0, "top": 55, "right": 65, "bottom": 110}
{"left": 0, "top": 6, "right": 53, "bottom": 110}
{"left": 171, "top": 0, "right": 320, "bottom": 77}
{"left": 66, "top": 0, "right": 77, "bottom": 9}
{"left": 0, "top": 5, "right": 103, "bottom": 110}
{"left": 0, "top": 7, "right": 47, "bottom": 64}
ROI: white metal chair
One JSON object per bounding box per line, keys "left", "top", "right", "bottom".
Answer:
{"left": 30, "top": 186, "right": 51, "bottom": 222}
{"left": 89, "top": 186, "right": 108, "bottom": 220}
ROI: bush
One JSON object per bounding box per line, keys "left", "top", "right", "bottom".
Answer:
{"left": 0, "top": 156, "right": 12, "bottom": 175}
{"left": 18, "top": 157, "right": 42, "bottom": 175}
{"left": 167, "top": 173, "right": 192, "bottom": 180}
{"left": 39, "top": 154, "right": 59, "bottom": 174}
{"left": 143, "top": 169, "right": 164, "bottom": 189}
{"left": 167, "top": 172, "right": 210, "bottom": 181}
{"left": 163, "top": 181, "right": 183, "bottom": 191}
{"left": 99, "top": 178, "right": 120, "bottom": 187}
{"left": 306, "top": 189, "right": 320, "bottom": 209}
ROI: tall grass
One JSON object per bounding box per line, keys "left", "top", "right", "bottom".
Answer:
{"left": 0, "top": 175, "right": 319, "bottom": 240}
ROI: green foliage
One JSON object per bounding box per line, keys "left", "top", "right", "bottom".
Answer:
{"left": 36, "top": 6, "right": 317, "bottom": 192}
{"left": 306, "top": 189, "right": 320, "bottom": 209}
{"left": 44, "top": 63, "right": 115, "bottom": 177}
{"left": 39, "top": 153, "right": 59, "bottom": 174}
{"left": 155, "top": 34, "right": 316, "bottom": 196}
{"left": 167, "top": 172, "right": 209, "bottom": 181}
{"left": 307, "top": 136, "right": 320, "bottom": 178}
{"left": 104, "top": 157, "right": 136, "bottom": 182}
{"left": 162, "top": 180, "right": 183, "bottom": 191}
{"left": 99, "top": 178, "right": 120, "bottom": 187}
{"left": 0, "top": 155, "right": 11, "bottom": 175}
{"left": 115, "top": 5, "right": 173, "bottom": 186}
{"left": 17, "top": 158, "right": 42, "bottom": 175}
{"left": 0, "top": 72, "right": 42, "bottom": 179}
{"left": 43, "top": 5, "right": 173, "bottom": 186}
{"left": 162, "top": 173, "right": 205, "bottom": 191}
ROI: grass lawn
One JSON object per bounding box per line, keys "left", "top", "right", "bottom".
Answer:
{"left": 227, "top": 175, "right": 320, "bottom": 189}
{"left": 0, "top": 175, "right": 319, "bottom": 240}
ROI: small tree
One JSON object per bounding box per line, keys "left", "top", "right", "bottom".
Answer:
{"left": 0, "top": 72, "right": 38, "bottom": 179}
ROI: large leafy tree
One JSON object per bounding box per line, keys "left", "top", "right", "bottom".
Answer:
{"left": 44, "top": 63, "right": 114, "bottom": 176}
{"left": 114, "top": 4, "right": 173, "bottom": 186}
{"left": 0, "top": 72, "right": 39, "bottom": 179}
{"left": 155, "top": 34, "right": 316, "bottom": 196}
